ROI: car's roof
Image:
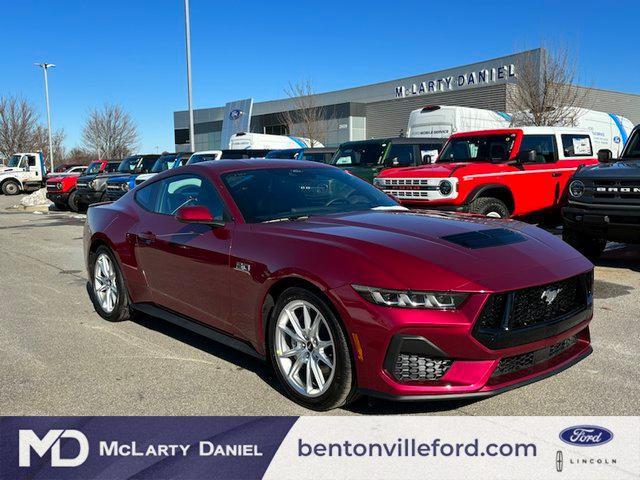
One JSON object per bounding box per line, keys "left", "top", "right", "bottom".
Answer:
{"left": 340, "top": 137, "right": 445, "bottom": 146}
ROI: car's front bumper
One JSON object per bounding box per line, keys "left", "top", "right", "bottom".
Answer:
{"left": 46, "top": 191, "right": 70, "bottom": 204}
{"left": 328, "top": 282, "right": 592, "bottom": 400}
{"left": 563, "top": 202, "right": 640, "bottom": 243}
{"left": 77, "top": 189, "right": 106, "bottom": 206}
{"left": 106, "top": 187, "right": 127, "bottom": 201}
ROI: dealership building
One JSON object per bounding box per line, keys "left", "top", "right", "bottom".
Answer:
{"left": 173, "top": 48, "right": 640, "bottom": 151}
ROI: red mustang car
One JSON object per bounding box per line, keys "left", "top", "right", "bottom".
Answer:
{"left": 84, "top": 160, "right": 594, "bottom": 410}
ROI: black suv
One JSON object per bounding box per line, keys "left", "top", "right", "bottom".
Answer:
{"left": 330, "top": 137, "right": 445, "bottom": 183}
{"left": 563, "top": 125, "right": 640, "bottom": 257}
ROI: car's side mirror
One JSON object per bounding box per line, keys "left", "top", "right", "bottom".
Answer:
{"left": 175, "top": 205, "right": 224, "bottom": 227}
{"left": 422, "top": 154, "right": 433, "bottom": 164}
{"left": 598, "top": 149, "right": 613, "bottom": 163}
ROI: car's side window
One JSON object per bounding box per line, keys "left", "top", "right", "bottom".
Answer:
{"left": 519, "top": 135, "right": 558, "bottom": 163}
{"left": 561, "top": 134, "right": 593, "bottom": 157}
{"left": 385, "top": 144, "right": 415, "bottom": 167}
{"left": 134, "top": 180, "right": 163, "bottom": 212}
{"left": 148, "top": 174, "right": 226, "bottom": 219}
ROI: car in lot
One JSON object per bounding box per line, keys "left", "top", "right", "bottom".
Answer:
{"left": 47, "top": 160, "right": 120, "bottom": 211}
{"left": 265, "top": 147, "right": 336, "bottom": 163}
{"left": 84, "top": 159, "right": 594, "bottom": 410}
{"left": 374, "top": 127, "right": 599, "bottom": 219}
{"left": 76, "top": 160, "right": 122, "bottom": 208}
{"left": 106, "top": 154, "right": 171, "bottom": 201}
{"left": 563, "top": 125, "right": 640, "bottom": 257}
{"left": 77, "top": 154, "right": 158, "bottom": 207}
{"left": 0, "top": 152, "right": 47, "bottom": 195}
{"left": 331, "top": 137, "right": 446, "bottom": 183}
{"left": 133, "top": 152, "right": 192, "bottom": 188}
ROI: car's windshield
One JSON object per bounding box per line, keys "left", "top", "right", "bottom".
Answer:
{"left": 438, "top": 134, "right": 516, "bottom": 163}
{"left": 118, "top": 156, "right": 140, "bottom": 173}
{"left": 331, "top": 143, "right": 386, "bottom": 167}
{"left": 189, "top": 153, "right": 218, "bottom": 164}
{"left": 105, "top": 162, "right": 120, "bottom": 172}
{"left": 7, "top": 154, "right": 24, "bottom": 168}
{"left": 622, "top": 131, "right": 640, "bottom": 159}
{"left": 265, "top": 149, "right": 301, "bottom": 159}
{"left": 139, "top": 157, "right": 158, "bottom": 173}
{"left": 222, "top": 167, "right": 398, "bottom": 223}
{"left": 85, "top": 162, "right": 102, "bottom": 174}
{"left": 151, "top": 155, "right": 177, "bottom": 173}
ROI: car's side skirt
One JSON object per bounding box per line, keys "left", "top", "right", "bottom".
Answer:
{"left": 132, "top": 302, "right": 266, "bottom": 361}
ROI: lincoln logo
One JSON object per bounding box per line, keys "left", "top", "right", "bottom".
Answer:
{"left": 541, "top": 287, "right": 561, "bottom": 305}
{"left": 556, "top": 451, "right": 564, "bottom": 472}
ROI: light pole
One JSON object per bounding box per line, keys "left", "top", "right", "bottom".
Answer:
{"left": 183, "top": 0, "right": 195, "bottom": 152}
{"left": 35, "top": 62, "right": 56, "bottom": 173}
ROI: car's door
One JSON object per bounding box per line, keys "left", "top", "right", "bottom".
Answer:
{"left": 132, "top": 173, "right": 235, "bottom": 333}
{"left": 510, "top": 134, "right": 560, "bottom": 214}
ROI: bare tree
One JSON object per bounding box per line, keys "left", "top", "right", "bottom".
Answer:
{"left": 508, "top": 46, "right": 590, "bottom": 126}
{"left": 0, "top": 95, "right": 40, "bottom": 159}
{"left": 278, "top": 81, "right": 330, "bottom": 146}
{"left": 82, "top": 104, "right": 139, "bottom": 158}
{"left": 66, "top": 147, "right": 96, "bottom": 164}
{"left": 32, "top": 124, "right": 66, "bottom": 166}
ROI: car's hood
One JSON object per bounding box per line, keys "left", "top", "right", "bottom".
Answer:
{"left": 379, "top": 162, "right": 505, "bottom": 179}
{"left": 575, "top": 159, "right": 640, "bottom": 180}
{"left": 0, "top": 167, "right": 19, "bottom": 173}
{"left": 257, "top": 210, "right": 591, "bottom": 292}
{"left": 107, "top": 175, "right": 135, "bottom": 183}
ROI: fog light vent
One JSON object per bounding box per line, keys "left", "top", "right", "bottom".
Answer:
{"left": 394, "top": 354, "right": 452, "bottom": 381}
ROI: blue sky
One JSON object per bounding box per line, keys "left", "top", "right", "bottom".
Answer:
{"left": 1, "top": 0, "right": 638, "bottom": 153}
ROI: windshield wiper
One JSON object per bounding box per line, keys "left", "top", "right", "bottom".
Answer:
{"left": 263, "top": 214, "right": 310, "bottom": 223}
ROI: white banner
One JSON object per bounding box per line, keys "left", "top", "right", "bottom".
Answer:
{"left": 264, "top": 416, "right": 639, "bottom": 480}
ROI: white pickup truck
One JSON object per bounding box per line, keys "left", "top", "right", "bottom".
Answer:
{"left": 0, "top": 152, "right": 47, "bottom": 195}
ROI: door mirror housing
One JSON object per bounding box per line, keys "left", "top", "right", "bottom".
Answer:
{"left": 598, "top": 149, "right": 613, "bottom": 163}
{"left": 175, "top": 205, "right": 224, "bottom": 227}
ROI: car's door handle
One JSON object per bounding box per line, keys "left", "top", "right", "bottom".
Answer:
{"left": 551, "top": 172, "right": 562, "bottom": 177}
{"left": 138, "top": 231, "right": 156, "bottom": 245}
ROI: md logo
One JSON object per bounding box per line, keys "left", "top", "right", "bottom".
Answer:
{"left": 19, "top": 429, "right": 89, "bottom": 467}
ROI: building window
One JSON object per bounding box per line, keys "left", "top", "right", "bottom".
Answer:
{"left": 264, "top": 124, "right": 289, "bottom": 136}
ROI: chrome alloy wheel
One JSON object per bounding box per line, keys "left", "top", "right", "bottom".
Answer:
{"left": 93, "top": 253, "right": 118, "bottom": 314}
{"left": 274, "top": 300, "right": 336, "bottom": 398}
{"left": 486, "top": 211, "right": 502, "bottom": 218}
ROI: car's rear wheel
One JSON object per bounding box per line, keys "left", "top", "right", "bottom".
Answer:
{"left": 268, "top": 287, "right": 357, "bottom": 411}
{"left": 469, "top": 196, "right": 510, "bottom": 218}
{"left": 2, "top": 180, "right": 20, "bottom": 195}
{"left": 89, "top": 246, "right": 131, "bottom": 322}
{"left": 562, "top": 226, "right": 607, "bottom": 259}
{"left": 67, "top": 189, "right": 79, "bottom": 212}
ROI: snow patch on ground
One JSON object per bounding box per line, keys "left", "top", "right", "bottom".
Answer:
{"left": 19, "top": 188, "right": 53, "bottom": 208}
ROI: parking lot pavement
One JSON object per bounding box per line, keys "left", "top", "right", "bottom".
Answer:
{"left": 0, "top": 194, "right": 638, "bottom": 416}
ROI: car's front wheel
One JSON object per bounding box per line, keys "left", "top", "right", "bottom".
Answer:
{"left": 67, "top": 190, "right": 79, "bottom": 212}
{"left": 469, "top": 196, "right": 510, "bottom": 218}
{"left": 269, "top": 287, "right": 357, "bottom": 411}
{"left": 89, "top": 246, "right": 132, "bottom": 322}
{"left": 2, "top": 180, "right": 20, "bottom": 195}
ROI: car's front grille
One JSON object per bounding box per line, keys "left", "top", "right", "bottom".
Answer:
{"left": 393, "top": 354, "right": 453, "bottom": 381}
{"left": 492, "top": 335, "right": 577, "bottom": 377}
{"left": 46, "top": 183, "right": 59, "bottom": 191}
{"left": 473, "top": 272, "right": 593, "bottom": 349}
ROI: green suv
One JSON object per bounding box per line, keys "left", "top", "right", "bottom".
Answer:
{"left": 330, "top": 137, "right": 445, "bottom": 183}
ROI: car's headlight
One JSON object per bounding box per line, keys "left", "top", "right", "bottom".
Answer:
{"left": 439, "top": 180, "right": 453, "bottom": 196}
{"left": 569, "top": 180, "right": 584, "bottom": 197}
{"left": 121, "top": 183, "right": 130, "bottom": 191}
{"left": 352, "top": 285, "right": 468, "bottom": 309}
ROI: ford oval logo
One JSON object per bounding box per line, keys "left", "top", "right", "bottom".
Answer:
{"left": 229, "top": 109, "right": 243, "bottom": 120}
{"left": 559, "top": 426, "right": 613, "bottom": 447}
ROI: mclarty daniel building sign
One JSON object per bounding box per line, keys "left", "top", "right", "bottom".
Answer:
{"left": 395, "top": 64, "right": 516, "bottom": 98}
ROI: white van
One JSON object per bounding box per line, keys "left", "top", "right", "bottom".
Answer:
{"left": 563, "top": 108, "right": 633, "bottom": 157}
{"left": 228, "top": 132, "right": 324, "bottom": 150}
{"left": 406, "top": 105, "right": 511, "bottom": 138}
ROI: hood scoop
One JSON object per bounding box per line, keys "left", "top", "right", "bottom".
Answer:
{"left": 441, "top": 228, "right": 527, "bottom": 249}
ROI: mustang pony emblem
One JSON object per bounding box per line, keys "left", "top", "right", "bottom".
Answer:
{"left": 541, "top": 287, "right": 562, "bottom": 305}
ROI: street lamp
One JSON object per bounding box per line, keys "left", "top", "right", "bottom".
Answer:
{"left": 183, "top": 0, "right": 195, "bottom": 152}
{"left": 34, "top": 62, "right": 56, "bottom": 173}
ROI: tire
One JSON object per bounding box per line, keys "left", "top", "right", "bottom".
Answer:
{"left": 562, "top": 226, "right": 607, "bottom": 259}
{"left": 268, "top": 287, "right": 357, "bottom": 411}
{"left": 469, "top": 196, "right": 510, "bottom": 218}
{"left": 1, "top": 180, "right": 20, "bottom": 196}
{"left": 67, "top": 189, "right": 79, "bottom": 212}
{"left": 88, "top": 246, "right": 132, "bottom": 322}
